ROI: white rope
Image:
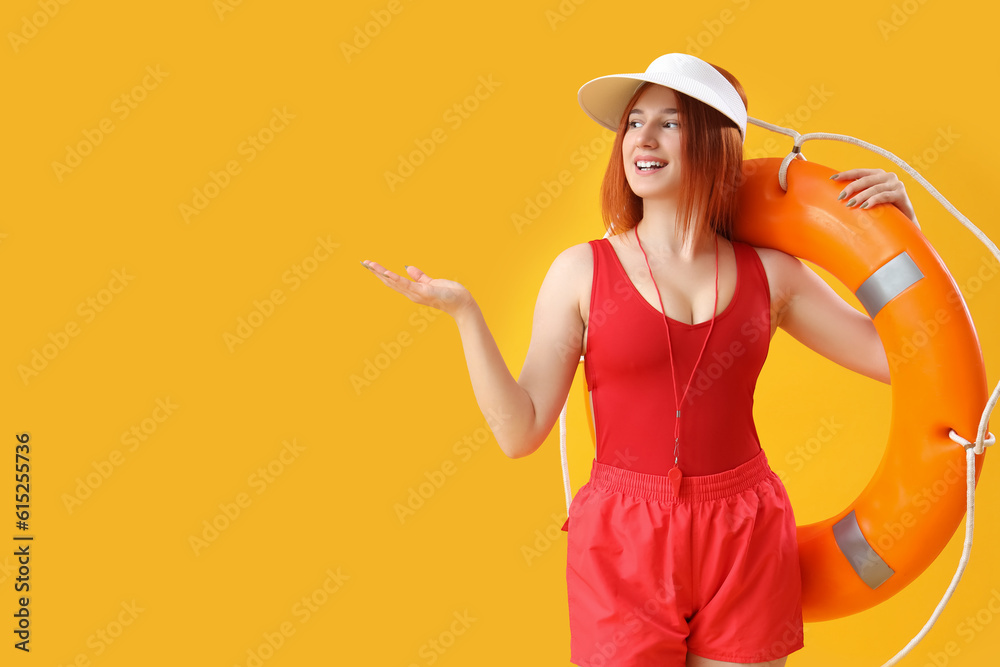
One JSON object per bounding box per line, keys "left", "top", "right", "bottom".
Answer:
{"left": 949, "top": 428, "right": 997, "bottom": 454}
{"left": 559, "top": 116, "right": 998, "bottom": 662}
{"left": 559, "top": 396, "right": 571, "bottom": 515}
{"left": 974, "top": 383, "right": 1000, "bottom": 456}
{"left": 879, "top": 431, "right": 994, "bottom": 667}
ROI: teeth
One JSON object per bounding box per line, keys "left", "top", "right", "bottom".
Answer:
{"left": 636, "top": 160, "right": 665, "bottom": 170}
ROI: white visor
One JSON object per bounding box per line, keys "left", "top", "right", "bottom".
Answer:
{"left": 578, "top": 53, "right": 747, "bottom": 142}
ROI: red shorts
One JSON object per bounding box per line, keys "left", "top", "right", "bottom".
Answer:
{"left": 563, "top": 448, "right": 804, "bottom": 666}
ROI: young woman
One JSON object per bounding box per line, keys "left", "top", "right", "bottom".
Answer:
{"left": 362, "top": 54, "right": 917, "bottom": 667}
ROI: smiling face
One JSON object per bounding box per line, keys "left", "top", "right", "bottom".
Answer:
{"left": 599, "top": 66, "right": 747, "bottom": 241}
{"left": 621, "top": 84, "right": 683, "bottom": 200}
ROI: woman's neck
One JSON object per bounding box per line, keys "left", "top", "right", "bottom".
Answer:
{"left": 629, "top": 199, "right": 714, "bottom": 260}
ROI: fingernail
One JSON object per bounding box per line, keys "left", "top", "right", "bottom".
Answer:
{"left": 830, "top": 174, "right": 839, "bottom": 180}
{"left": 404, "top": 265, "right": 410, "bottom": 269}
{"left": 846, "top": 198, "right": 856, "bottom": 207}
{"left": 360, "top": 260, "right": 371, "bottom": 270}
{"left": 837, "top": 192, "right": 846, "bottom": 201}
{"left": 860, "top": 202, "right": 869, "bottom": 209}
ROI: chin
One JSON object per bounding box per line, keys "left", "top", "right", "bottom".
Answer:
{"left": 629, "top": 186, "right": 678, "bottom": 200}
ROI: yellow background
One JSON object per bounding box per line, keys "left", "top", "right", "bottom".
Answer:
{"left": 3, "top": 0, "right": 998, "bottom": 664}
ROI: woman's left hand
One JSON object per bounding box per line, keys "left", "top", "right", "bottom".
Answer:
{"left": 832, "top": 168, "right": 919, "bottom": 227}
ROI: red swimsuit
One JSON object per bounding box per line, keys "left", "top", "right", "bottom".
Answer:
{"left": 584, "top": 237, "right": 772, "bottom": 476}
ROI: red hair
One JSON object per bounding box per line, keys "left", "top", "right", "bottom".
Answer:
{"left": 599, "top": 64, "right": 748, "bottom": 244}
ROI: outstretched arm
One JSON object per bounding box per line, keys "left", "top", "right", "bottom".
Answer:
{"left": 361, "top": 244, "right": 588, "bottom": 459}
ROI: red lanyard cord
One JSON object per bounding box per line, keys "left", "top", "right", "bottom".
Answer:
{"left": 635, "top": 226, "right": 720, "bottom": 492}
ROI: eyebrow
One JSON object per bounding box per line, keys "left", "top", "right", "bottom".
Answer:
{"left": 629, "top": 107, "right": 678, "bottom": 116}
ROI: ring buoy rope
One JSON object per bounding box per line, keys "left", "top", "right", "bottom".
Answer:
{"left": 557, "top": 121, "right": 996, "bottom": 664}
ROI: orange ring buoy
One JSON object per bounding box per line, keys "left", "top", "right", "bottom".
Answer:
{"left": 580, "top": 157, "right": 988, "bottom": 622}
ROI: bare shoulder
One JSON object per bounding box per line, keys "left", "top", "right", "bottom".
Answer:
{"left": 747, "top": 244, "right": 800, "bottom": 286}
{"left": 553, "top": 240, "right": 595, "bottom": 267}
{"left": 747, "top": 244, "right": 795, "bottom": 267}
{"left": 745, "top": 244, "right": 804, "bottom": 325}
{"left": 545, "top": 241, "right": 596, "bottom": 318}
{"left": 546, "top": 241, "right": 595, "bottom": 289}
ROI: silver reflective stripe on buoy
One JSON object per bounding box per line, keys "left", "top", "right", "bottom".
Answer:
{"left": 855, "top": 251, "right": 924, "bottom": 318}
{"left": 832, "top": 510, "right": 895, "bottom": 589}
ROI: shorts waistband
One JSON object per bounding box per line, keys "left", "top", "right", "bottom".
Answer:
{"left": 588, "top": 448, "right": 773, "bottom": 502}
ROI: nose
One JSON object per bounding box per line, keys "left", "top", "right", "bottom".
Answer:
{"left": 634, "top": 123, "right": 658, "bottom": 148}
